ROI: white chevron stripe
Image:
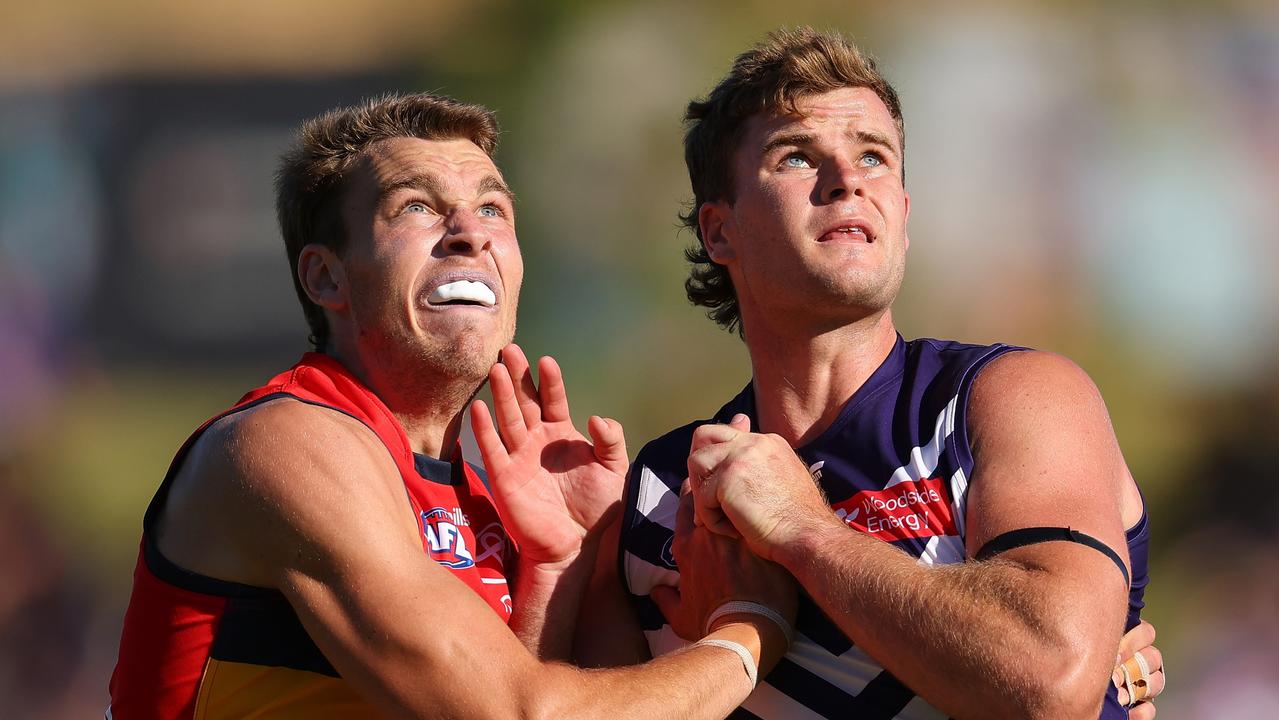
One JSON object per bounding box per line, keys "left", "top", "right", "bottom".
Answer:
{"left": 647, "top": 627, "right": 866, "bottom": 720}
{"left": 885, "top": 395, "right": 958, "bottom": 489}
{"left": 790, "top": 634, "right": 879, "bottom": 695}
{"left": 919, "top": 534, "right": 965, "bottom": 566}
{"left": 625, "top": 551, "right": 680, "bottom": 594}
{"left": 637, "top": 466, "right": 679, "bottom": 528}
{"left": 949, "top": 465, "right": 970, "bottom": 541}
{"left": 742, "top": 681, "right": 830, "bottom": 719}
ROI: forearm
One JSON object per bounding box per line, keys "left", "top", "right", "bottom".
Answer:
{"left": 525, "top": 621, "right": 764, "bottom": 720}
{"left": 573, "top": 517, "right": 651, "bottom": 667}
{"left": 779, "top": 518, "right": 1123, "bottom": 720}
{"left": 508, "top": 545, "right": 597, "bottom": 661}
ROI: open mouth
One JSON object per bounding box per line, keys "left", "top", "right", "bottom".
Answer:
{"left": 824, "top": 223, "right": 873, "bottom": 241}
{"left": 426, "top": 280, "right": 496, "bottom": 307}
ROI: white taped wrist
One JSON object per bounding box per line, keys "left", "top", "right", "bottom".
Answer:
{"left": 705, "top": 600, "right": 794, "bottom": 644}
{"left": 696, "top": 638, "right": 758, "bottom": 688}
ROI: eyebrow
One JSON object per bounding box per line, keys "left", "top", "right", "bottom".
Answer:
{"left": 852, "top": 130, "right": 900, "bottom": 160}
{"left": 477, "top": 175, "right": 516, "bottom": 205}
{"left": 759, "top": 129, "right": 900, "bottom": 161}
{"left": 376, "top": 171, "right": 516, "bottom": 206}
{"left": 760, "top": 133, "right": 816, "bottom": 157}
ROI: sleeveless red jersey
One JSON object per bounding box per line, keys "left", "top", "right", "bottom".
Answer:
{"left": 108, "top": 353, "right": 512, "bottom": 718}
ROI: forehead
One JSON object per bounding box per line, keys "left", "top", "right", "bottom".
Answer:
{"left": 362, "top": 136, "right": 500, "bottom": 185}
{"left": 741, "top": 86, "right": 900, "bottom": 153}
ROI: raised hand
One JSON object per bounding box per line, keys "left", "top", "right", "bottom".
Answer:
{"left": 470, "top": 344, "right": 628, "bottom": 565}
{"left": 686, "top": 414, "right": 833, "bottom": 562}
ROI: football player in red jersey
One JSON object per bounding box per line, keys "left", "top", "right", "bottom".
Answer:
{"left": 109, "top": 93, "right": 795, "bottom": 719}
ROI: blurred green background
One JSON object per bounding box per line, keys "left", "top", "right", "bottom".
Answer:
{"left": 1, "top": 0, "right": 1276, "bottom": 716}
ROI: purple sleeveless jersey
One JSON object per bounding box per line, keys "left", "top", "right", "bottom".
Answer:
{"left": 620, "top": 335, "right": 1149, "bottom": 719}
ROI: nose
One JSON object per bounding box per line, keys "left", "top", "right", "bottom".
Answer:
{"left": 440, "top": 208, "right": 489, "bottom": 256}
{"left": 819, "top": 156, "right": 865, "bottom": 205}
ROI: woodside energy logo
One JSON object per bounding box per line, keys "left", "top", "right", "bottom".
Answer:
{"left": 830, "top": 478, "right": 958, "bottom": 542}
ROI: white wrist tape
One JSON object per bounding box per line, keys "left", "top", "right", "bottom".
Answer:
{"left": 705, "top": 600, "right": 794, "bottom": 644}
{"left": 696, "top": 638, "right": 758, "bottom": 688}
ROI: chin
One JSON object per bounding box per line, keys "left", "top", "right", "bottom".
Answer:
{"left": 424, "top": 336, "right": 500, "bottom": 382}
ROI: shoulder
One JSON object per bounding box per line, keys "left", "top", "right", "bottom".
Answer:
{"left": 199, "top": 397, "right": 397, "bottom": 497}
{"left": 161, "top": 397, "right": 410, "bottom": 586}
{"left": 968, "top": 350, "right": 1106, "bottom": 425}
{"left": 964, "top": 350, "right": 1126, "bottom": 511}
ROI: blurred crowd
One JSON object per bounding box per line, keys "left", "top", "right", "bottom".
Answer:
{"left": 1, "top": 1, "right": 1276, "bottom": 717}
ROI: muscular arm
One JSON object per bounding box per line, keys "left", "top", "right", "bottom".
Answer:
{"left": 159, "top": 398, "right": 780, "bottom": 719}
{"left": 690, "top": 352, "right": 1132, "bottom": 720}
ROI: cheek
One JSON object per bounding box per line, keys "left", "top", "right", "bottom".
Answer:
{"left": 745, "top": 183, "right": 799, "bottom": 230}
{"left": 493, "top": 241, "right": 523, "bottom": 283}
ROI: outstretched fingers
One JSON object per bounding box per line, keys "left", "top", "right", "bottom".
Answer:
{"left": 588, "top": 415, "right": 629, "bottom": 475}
{"left": 488, "top": 361, "right": 528, "bottom": 448}
{"left": 469, "top": 400, "right": 510, "bottom": 472}
{"left": 499, "top": 344, "right": 542, "bottom": 429}
{"left": 536, "top": 355, "right": 574, "bottom": 424}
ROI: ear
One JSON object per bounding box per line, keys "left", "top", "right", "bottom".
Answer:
{"left": 698, "top": 200, "right": 737, "bottom": 265}
{"left": 298, "top": 244, "right": 348, "bottom": 311}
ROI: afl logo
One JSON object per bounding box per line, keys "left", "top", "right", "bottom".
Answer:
{"left": 422, "top": 508, "right": 475, "bottom": 569}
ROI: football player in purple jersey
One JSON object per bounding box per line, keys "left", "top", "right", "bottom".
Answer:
{"left": 503, "top": 27, "right": 1164, "bottom": 720}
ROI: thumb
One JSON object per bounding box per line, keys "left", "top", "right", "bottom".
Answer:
{"left": 729, "top": 413, "right": 751, "bottom": 432}
{"left": 588, "top": 415, "right": 630, "bottom": 475}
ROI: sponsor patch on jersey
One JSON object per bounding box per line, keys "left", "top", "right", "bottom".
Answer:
{"left": 421, "top": 507, "right": 475, "bottom": 569}
{"left": 831, "top": 477, "right": 958, "bottom": 542}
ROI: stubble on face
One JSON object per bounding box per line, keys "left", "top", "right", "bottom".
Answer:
{"left": 338, "top": 138, "right": 521, "bottom": 409}
{"left": 724, "top": 87, "right": 910, "bottom": 332}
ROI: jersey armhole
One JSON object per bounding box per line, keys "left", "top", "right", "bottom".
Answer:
{"left": 949, "top": 345, "right": 1028, "bottom": 545}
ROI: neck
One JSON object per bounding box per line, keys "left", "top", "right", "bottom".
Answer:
{"left": 743, "top": 309, "right": 898, "bottom": 447}
{"left": 393, "top": 403, "right": 470, "bottom": 460}
{"left": 324, "top": 341, "right": 479, "bottom": 460}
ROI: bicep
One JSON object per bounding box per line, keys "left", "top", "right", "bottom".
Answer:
{"left": 964, "top": 352, "right": 1131, "bottom": 589}
{"left": 229, "top": 406, "right": 540, "bottom": 718}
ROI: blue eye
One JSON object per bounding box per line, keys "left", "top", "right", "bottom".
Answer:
{"left": 784, "top": 154, "right": 813, "bottom": 169}
{"left": 861, "top": 153, "right": 884, "bottom": 167}
{"left": 404, "top": 201, "right": 429, "bottom": 214}
{"left": 478, "top": 205, "right": 501, "bottom": 218}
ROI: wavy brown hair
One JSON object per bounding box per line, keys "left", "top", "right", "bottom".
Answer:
{"left": 681, "top": 27, "right": 905, "bottom": 335}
